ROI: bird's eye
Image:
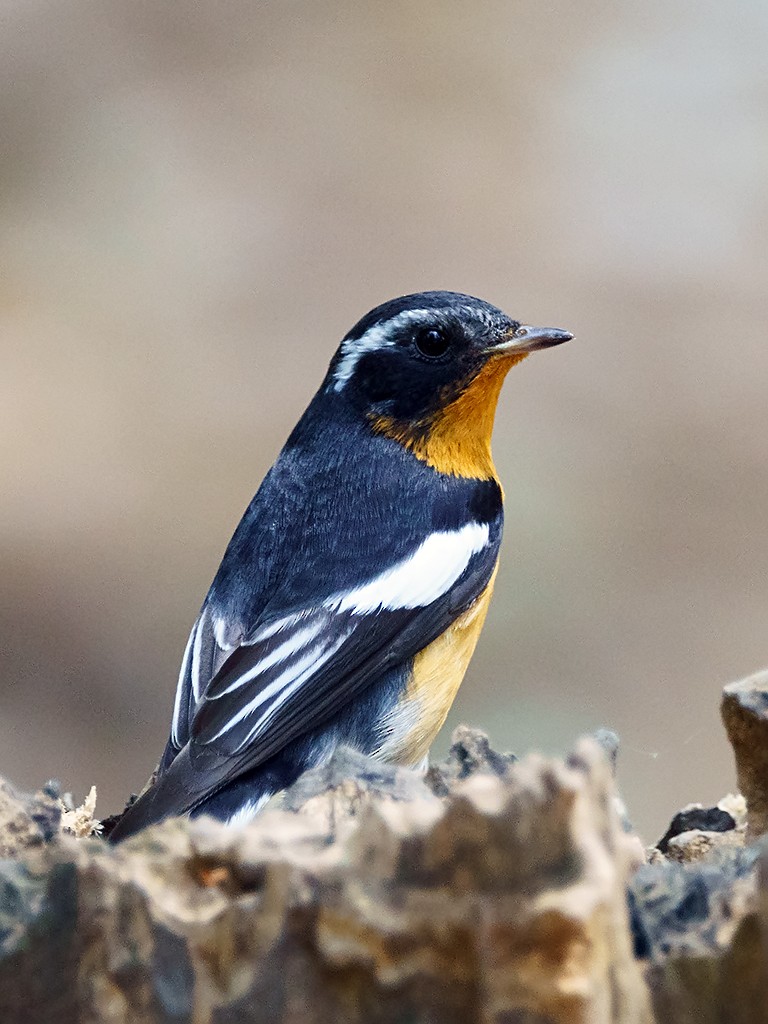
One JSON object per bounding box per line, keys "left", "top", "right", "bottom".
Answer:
{"left": 414, "top": 327, "right": 450, "bottom": 358}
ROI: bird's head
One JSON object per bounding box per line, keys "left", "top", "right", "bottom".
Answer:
{"left": 327, "top": 291, "right": 572, "bottom": 479}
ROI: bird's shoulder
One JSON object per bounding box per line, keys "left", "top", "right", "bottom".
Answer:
{"left": 210, "top": 400, "right": 504, "bottom": 622}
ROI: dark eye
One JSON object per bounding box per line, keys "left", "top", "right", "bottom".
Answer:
{"left": 414, "top": 327, "right": 450, "bottom": 358}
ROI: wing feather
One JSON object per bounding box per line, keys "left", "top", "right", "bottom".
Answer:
{"left": 115, "top": 540, "right": 498, "bottom": 836}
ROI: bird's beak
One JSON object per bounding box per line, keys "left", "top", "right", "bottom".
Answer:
{"left": 485, "top": 324, "right": 573, "bottom": 356}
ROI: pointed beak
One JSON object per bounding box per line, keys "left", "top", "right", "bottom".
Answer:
{"left": 486, "top": 324, "right": 573, "bottom": 356}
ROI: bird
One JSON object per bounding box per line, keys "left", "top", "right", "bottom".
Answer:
{"left": 108, "top": 290, "right": 572, "bottom": 842}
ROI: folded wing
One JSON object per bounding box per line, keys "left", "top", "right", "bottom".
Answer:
{"left": 111, "top": 521, "right": 498, "bottom": 838}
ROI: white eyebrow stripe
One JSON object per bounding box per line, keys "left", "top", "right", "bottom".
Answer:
{"left": 210, "top": 619, "right": 327, "bottom": 698}
{"left": 332, "top": 309, "right": 436, "bottom": 391}
{"left": 171, "top": 624, "right": 196, "bottom": 747}
{"left": 325, "top": 522, "right": 490, "bottom": 614}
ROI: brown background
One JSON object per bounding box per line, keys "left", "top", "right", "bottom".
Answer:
{"left": 2, "top": 0, "right": 767, "bottom": 840}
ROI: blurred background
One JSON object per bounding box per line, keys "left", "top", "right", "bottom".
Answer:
{"left": 2, "top": 0, "right": 767, "bottom": 840}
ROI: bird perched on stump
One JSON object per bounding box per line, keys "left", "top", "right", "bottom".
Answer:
{"left": 109, "top": 291, "right": 571, "bottom": 842}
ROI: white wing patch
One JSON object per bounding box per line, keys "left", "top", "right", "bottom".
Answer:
{"left": 326, "top": 522, "right": 490, "bottom": 614}
{"left": 332, "top": 309, "right": 435, "bottom": 392}
{"left": 189, "top": 522, "right": 490, "bottom": 754}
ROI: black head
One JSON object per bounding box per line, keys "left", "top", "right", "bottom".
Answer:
{"left": 327, "top": 290, "right": 571, "bottom": 422}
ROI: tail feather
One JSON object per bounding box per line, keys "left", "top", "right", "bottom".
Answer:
{"left": 107, "top": 743, "right": 287, "bottom": 843}
{"left": 108, "top": 744, "right": 222, "bottom": 843}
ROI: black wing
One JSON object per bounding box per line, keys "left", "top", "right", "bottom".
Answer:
{"left": 116, "top": 399, "right": 504, "bottom": 839}
{"left": 160, "top": 604, "right": 244, "bottom": 771}
{"left": 111, "top": 533, "right": 498, "bottom": 839}
{"left": 158, "top": 406, "right": 504, "bottom": 771}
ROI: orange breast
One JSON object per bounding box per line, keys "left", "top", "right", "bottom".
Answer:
{"left": 385, "top": 564, "right": 498, "bottom": 766}
{"left": 369, "top": 354, "right": 526, "bottom": 480}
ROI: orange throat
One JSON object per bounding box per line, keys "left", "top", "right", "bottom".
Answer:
{"left": 369, "top": 353, "right": 526, "bottom": 480}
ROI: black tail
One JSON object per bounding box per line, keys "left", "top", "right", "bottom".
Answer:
{"left": 107, "top": 744, "right": 288, "bottom": 843}
{"left": 107, "top": 743, "right": 225, "bottom": 843}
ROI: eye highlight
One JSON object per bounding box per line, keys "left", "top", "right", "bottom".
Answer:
{"left": 414, "top": 327, "right": 450, "bottom": 359}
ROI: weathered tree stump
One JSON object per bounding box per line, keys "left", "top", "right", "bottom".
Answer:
{"left": 1, "top": 668, "right": 768, "bottom": 1023}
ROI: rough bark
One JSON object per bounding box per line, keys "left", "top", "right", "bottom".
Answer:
{"left": 1, "top": 735, "right": 652, "bottom": 1024}
{"left": 0, "top": 668, "right": 767, "bottom": 1023}
{"left": 722, "top": 669, "right": 768, "bottom": 841}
